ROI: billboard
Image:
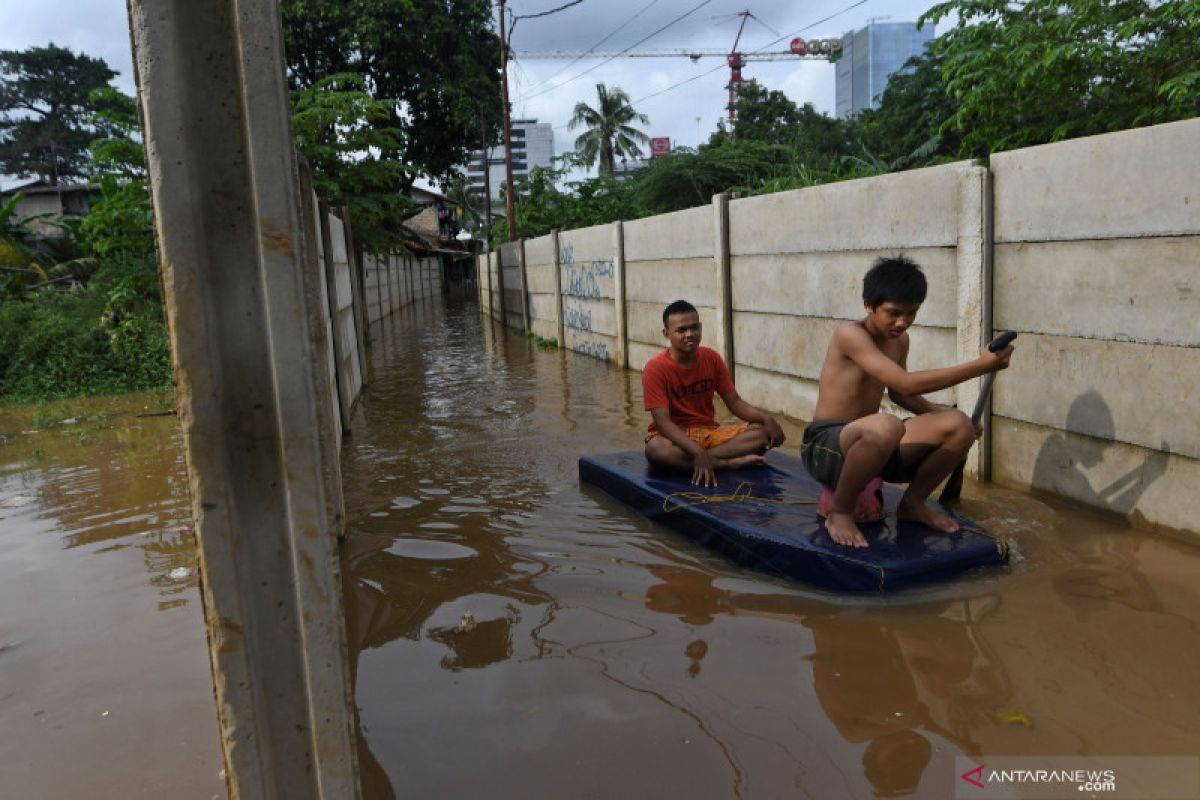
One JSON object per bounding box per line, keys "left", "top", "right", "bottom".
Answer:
{"left": 650, "top": 137, "right": 671, "bottom": 158}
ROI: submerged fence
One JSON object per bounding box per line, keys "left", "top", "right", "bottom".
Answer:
{"left": 478, "top": 118, "right": 1200, "bottom": 537}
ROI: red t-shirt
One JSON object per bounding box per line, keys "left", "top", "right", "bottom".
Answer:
{"left": 642, "top": 347, "right": 735, "bottom": 433}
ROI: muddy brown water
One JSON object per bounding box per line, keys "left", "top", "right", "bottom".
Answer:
{"left": 2, "top": 299, "right": 1198, "bottom": 799}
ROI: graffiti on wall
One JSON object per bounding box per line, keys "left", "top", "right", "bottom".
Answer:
{"left": 560, "top": 242, "right": 613, "bottom": 299}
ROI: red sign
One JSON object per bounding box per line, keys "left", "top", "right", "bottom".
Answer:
{"left": 790, "top": 37, "right": 807, "bottom": 55}
{"left": 650, "top": 137, "right": 671, "bottom": 158}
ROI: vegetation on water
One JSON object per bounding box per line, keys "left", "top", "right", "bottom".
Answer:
{"left": 521, "top": 329, "right": 558, "bottom": 351}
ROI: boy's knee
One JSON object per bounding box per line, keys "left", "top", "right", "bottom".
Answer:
{"left": 946, "top": 410, "right": 974, "bottom": 441}
{"left": 864, "top": 413, "right": 905, "bottom": 446}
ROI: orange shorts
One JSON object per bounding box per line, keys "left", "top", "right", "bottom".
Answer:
{"left": 646, "top": 421, "right": 749, "bottom": 449}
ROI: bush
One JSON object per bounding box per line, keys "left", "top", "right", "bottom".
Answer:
{"left": 0, "top": 258, "right": 171, "bottom": 403}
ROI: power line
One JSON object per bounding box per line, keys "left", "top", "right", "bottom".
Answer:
{"left": 514, "top": 0, "right": 717, "bottom": 104}
{"left": 631, "top": 0, "right": 873, "bottom": 107}
{"left": 517, "top": 0, "right": 664, "bottom": 95}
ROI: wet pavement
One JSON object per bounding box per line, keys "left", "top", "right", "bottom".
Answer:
{"left": 2, "top": 297, "right": 1198, "bottom": 799}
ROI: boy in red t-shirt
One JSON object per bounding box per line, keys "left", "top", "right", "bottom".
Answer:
{"left": 644, "top": 300, "right": 785, "bottom": 486}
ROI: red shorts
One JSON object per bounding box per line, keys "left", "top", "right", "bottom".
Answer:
{"left": 646, "top": 421, "right": 749, "bottom": 449}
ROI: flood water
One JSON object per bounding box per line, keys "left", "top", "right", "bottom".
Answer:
{"left": 342, "top": 302, "right": 1200, "bottom": 798}
{"left": 2, "top": 297, "right": 1198, "bottom": 799}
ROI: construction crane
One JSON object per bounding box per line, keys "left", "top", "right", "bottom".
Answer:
{"left": 515, "top": 10, "right": 843, "bottom": 120}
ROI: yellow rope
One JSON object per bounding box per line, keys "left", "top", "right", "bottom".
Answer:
{"left": 662, "top": 481, "right": 818, "bottom": 513}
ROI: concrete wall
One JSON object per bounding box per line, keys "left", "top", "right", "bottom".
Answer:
{"left": 524, "top": 233, "right": 559, "bottom": 343}
{"left": 559, "top": 223, "right": 620, "bottom": 363}
{"left": 481, "top": 118, "right": 1199, "bottom": 537}
{"left": 624, "top": 205, "right": 717, "bottom": 371}
{"left": 988, "top": 119, "right": 1199, "bottom": 534}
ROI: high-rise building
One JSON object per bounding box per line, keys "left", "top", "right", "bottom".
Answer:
{"left": 465, "top": 118, "right": 554, "bottom": 202}
{"left": 835, "top": 21, "right": 934, "bottom": 119}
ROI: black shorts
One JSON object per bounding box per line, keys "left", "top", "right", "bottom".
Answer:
{"left": 800, "top": 419, "right": 918, "bottom": 488}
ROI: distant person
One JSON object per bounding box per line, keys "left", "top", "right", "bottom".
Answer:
{"left": 436, "top": 200, "right": 452, "bottom": 238}
{"left": 644, "top": 300, "right": 785, "bottom": 486}
{"left": 801, "top": 256, "right": 1013, "bottom": 548}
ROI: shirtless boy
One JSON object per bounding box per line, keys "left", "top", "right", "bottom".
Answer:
{"left": 802, "top": 256, "right": 1013, "bottom": 548}
{"left": 644, "top": 300, "right": 786, "bottom": 487}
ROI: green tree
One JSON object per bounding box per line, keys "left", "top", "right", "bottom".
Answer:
{"left": 0, "top": 44, "right": 117, "bottom": 182}
{"left": 569, "top": 83, "right": 650, "bottom": 178}
{"left": 281, "top": 0, "right": 503, "bottom": 191}
{"left": 291, "top": 73, "right": 413, "bottom": 252}
{"left": 854, "top": 50, "right": 960, "bottom": 170}
{"left": 923, "top": 0, "right": 1200, "bottom": 154}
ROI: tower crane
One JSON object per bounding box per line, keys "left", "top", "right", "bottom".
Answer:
{"left": 514, "top": 10, "right": 843, "bottom": 120}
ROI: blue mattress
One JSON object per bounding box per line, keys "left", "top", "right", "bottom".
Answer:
{"left": 579, "top": 451, "right": 1008, "bottom": 593}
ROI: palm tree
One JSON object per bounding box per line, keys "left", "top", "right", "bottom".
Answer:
{"left": 568, "top": 83, "right": 651, "bottom": 178}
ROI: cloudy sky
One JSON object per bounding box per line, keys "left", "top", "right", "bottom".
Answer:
{"left": 2, "top": 0, "right": 951, "bottom": 189}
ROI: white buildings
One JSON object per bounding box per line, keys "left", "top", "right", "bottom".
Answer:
{"left": 465, "top": 118, "right": 554, "bottom": 202}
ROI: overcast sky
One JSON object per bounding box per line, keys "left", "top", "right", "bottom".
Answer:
{"left": 2, "top": 0, "right": 951, "bottom": 189}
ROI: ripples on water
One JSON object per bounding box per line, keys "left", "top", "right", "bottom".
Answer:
{"left": 3, "top": 296, "right": 1197, "bottom": 799}
{"left": 343, "top": 301, "right": 1200, "bottom": 799}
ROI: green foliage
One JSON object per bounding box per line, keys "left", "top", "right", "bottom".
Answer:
{"left": 569, "top": 83, "right": 651, "bottom": 177}
{"left": 922, "top": 0, "right": 1200, "bottom": 153}
{"left": 521, "top": 329, "right": 557, "bottom": 350}
{"left": 281, "top": 0, "right": 503, "bottom": 189}
{"left": 291, "top": 73, "right": 414, "bottom": 251}
{"left": 0, "top": 44, "right": 117, "bottom": 182}
{"left": 77, "top": 176, "right": 154, "bottom": 262}
{"left": 0, "top": 259, "right": 170, "bottom": 403}
{"left": 491, "top": 158, "right": 647, "bottom": 241}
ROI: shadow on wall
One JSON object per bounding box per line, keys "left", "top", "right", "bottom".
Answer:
{"left": 1031, "top": 390, "right": 1170, "bottom": 520}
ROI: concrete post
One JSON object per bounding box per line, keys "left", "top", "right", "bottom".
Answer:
{"left": 495, "top": 246, "right": 508, "bottom": 326}
{"left": 552, "top": 230, "right": 565, "bottom": 349}
{"left": 125, "top": 1, "right": 361, "bottom": 797}
{"left": 339, "top": 207, "right": 369, "bottom": 377}
{"left": 318, "top": 200, "right": 353, "bottom": 434}
{"left": 613, "top": 221, "right": 629, "bottom": 368}
{"left": 518, "top": 238, "right": 531, "bottom": 332}
{"left": 713, "top": 193, "right": 735, "bottom": 381}
{"left": 956, "top": 164, "right": 991, "bottom": 480}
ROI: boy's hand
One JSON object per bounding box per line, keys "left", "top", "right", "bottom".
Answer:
{"left": 691, "top": 447, "right": 717, "bottom": 487}
{"left": 980, "top": 344, "right": 1014, "bottom": 372}
{"left": 763, "top": 417, "right": 786, "bottom": 448}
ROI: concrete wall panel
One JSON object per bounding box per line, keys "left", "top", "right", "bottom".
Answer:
{"left": 563, "top": 295, "right": 616, "bottom": 338}
{"left": 625, "top": 258, "right": 718, "bottom": 307}
{"left": 993, "top": 334, "right": 1199, "bottom": 460}
{"left": 994, "top": 237, "right": 1200, "bottom": 346}
{"left": 734, "top": 365, "right": 821, "bottom": 420}
{"left": 560, "top": 224, "right": 616, "bottom": 300}
{"left": 626, "top": 299, "right": 717, "bottom": 351}
{"left": 529, "top": 293, "right": 558, "bottom": 325}
{"left": 728, "top": 162, "right": 970, "bottom": 255}
{"left": 629, "top": 340, "right": 662, "bottom": 372}
{"left": 564, "top": 326, "right": 616, "bottom": 363}
{"left": 525, "top": 234, "right": 555, "bottom": 268}
{"left": 731, "top": 248, "right": 958, "bottom": 327}
{"left": 623, "top": 205, "right": 712, "bottom": 261}
{"left": 530, "top": 317, "right": 557, "bottom": 342}
{"left": 994, "top": 417, "right": 1199, "bottom": 535}
{"left": 525, "top": 263, "right": 557, "bottom": 295}
{"left": 992, "top": 119, "right": 1200, "bottom": 243}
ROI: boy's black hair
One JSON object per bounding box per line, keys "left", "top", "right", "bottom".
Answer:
{"left": 663, "top": 299, "right": 698, "bottom": 328}
{"left": 863, "top": 255, "right": 927, "bottom": 308}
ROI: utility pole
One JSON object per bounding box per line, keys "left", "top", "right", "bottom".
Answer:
{"left": 497, "top": 0, "right": 517, "bottom": 242}
{"left": 479, "top": 113, "right": 493, "bottom": 248}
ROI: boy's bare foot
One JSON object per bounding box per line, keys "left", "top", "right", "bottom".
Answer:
{"left": 897, "top": 499, "right": 960, "bottom": 533}
{"left": 825, "top": 510, "right": 869, "bottom": 548}
{"left": 719, "top": 454, "right": 768, "bottom": 470}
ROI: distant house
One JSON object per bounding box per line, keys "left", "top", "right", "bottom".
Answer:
{"left": 0, "top": 180, "right": 102, "bottom": 237}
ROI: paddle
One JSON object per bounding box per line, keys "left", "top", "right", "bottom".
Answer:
{"left": 938, "top": 331, "right": 1018, "bottom": 504}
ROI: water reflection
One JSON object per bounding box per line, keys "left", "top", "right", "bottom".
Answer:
{"left": 341, "top": 300, "right": 1200, "bottom": 799}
